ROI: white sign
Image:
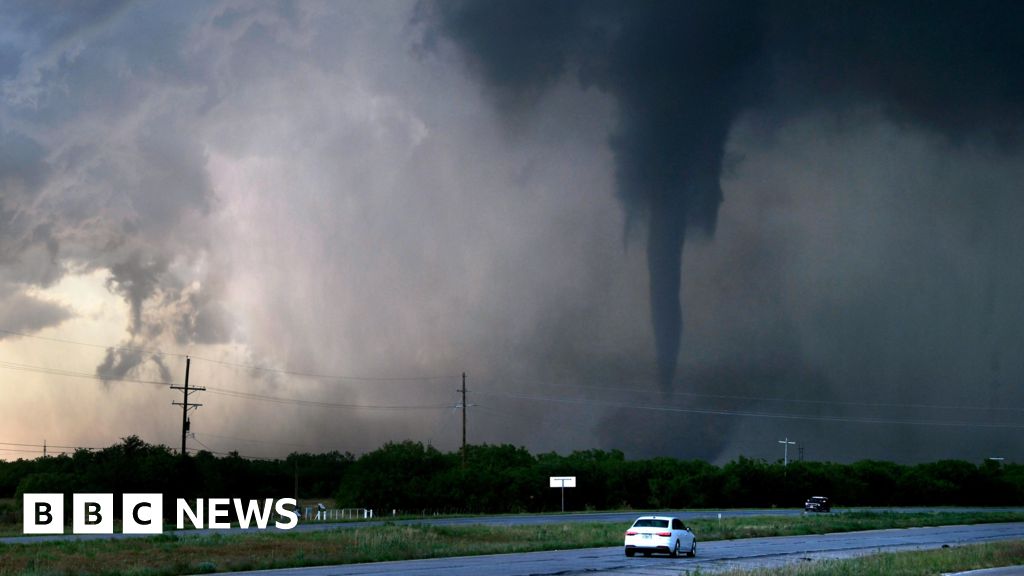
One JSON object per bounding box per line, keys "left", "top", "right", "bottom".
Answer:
{"left": 549, "top": 476, "right": 576, "bottom": 488}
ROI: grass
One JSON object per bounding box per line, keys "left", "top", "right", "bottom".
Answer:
{"left": 0, "top": 522, "right": 622, "bottom": 576}
{"left": 0, "top": 499, "right": 16, "bottom": 535}
{"left": 1, "top": 511, "right": 1023, "bottom": 575}
{"left": 717, "top": 540, "right": 1024, "bottom": 575}
{"left": 687, "top": 510, "right": 1024, "bottom": 541}
{"left": 0, "top": 498, "right": 357, "bottom": 537}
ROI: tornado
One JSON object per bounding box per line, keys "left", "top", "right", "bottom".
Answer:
{"left": 427, "top": 0, "right": 762, "bottom": 391}
{"left": 426, "top": 0, "right": 1024, "bottom": 395}
{"left": 646, "top": 207, "right": 685, "bottom": 392}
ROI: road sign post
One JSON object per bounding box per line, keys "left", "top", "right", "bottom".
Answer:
{"left": 549, "top": 476, "right": 576, "bottom": 512}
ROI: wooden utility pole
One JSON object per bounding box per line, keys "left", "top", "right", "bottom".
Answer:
{"left": 459, "top": 372, "right": 467, "bottom": 467}
{"left": 171, "top": 357, "right": 205, "bottom": 456}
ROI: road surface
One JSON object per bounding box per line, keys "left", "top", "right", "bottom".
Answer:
{"left": 4, "top": 507, "right": 1023, "bottom": 544}
{"left": 207, "top": 522, "right": 1024, "bottom": 576}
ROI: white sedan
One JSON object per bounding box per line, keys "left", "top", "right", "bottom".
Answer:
{"left": 624, "top": 515, "right": 696, "bottom": 557}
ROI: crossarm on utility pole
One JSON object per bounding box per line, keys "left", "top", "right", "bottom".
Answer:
{"left": 171, "top": 357, "right": 205, "bottom": 456}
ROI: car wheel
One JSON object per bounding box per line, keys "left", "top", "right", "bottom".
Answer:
{"left": 670, "top": 539, "right": 680, "bottom": 557}
{"left": 625, "top": 549, "right": 635, "bottom": 557}
{"left": 688, "top": 539, "right": 697, "bottom": 557}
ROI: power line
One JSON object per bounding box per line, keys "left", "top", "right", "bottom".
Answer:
{"left": 0, "top": 359, "right": 455, "bottom": 411}
{"left": 0, "top": 439, "right": 272, "bottom": 461}
{"left": 0, "top": 440, "right": 116, "bottom": 460}
{"left": 206, "top": 387, "right": 454, "bottom": 411}
{"left": 476, "top": 377, "right": 1024, "bottom": 414}
{"left": 0, "top": 360, "right": 171, "bottom": 387}
{"left": 0, "top": 448, "right": 47, "bottom": 455}
{"left": 0, "top": 441, "right": 100, "bottom": 450}
{"left": 6, "top": 355, "right": 1023, "bottom": 429}
{"left": 190, "top": 354, "right": 458, "bottom": 383}
{"left": 8, "top": 326, "right": 1018, "bottom": 415}
{"left": 6, "top": 329, "right": 1022, "bottom": 432}
{"left": 194, "top": 432, "right": 332, "bottom": 451}
{"left": 0, "top": 326, "right": 457, "bottom": 383}
{"left": 190, "top": 437, "right": 214, "bottom": 453}
{"left": 0, "top": 328, "right": 182, "bottom": 358}
{"left": 186, "top": 442, "right": 278, "bottom": 462}
{"left": 475, "top": 404, "right": 595, "bottom": 435}
{"left": 473, "top": 390, "right": 1024, "bottom": 430}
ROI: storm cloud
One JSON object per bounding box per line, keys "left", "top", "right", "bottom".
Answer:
{"left": 425, "top": 0, "right": 1024, "bottom": 396}
{"left": 1, "top": 1, "right": 1023, "bottom": 463}
{"left": 1, "top": 0, "right": 229, "bottom": 378}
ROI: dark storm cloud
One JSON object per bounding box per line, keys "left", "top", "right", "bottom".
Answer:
{"left": 0, "top": 126, "right": 48, "bottom": 195}
{"left": 425, "top": 0, "right": 1024, "bottom": 393}
{"left": 105, "top": 254, "right": 167, "bottom": 337}
{"left": 175, "top": 287, "right": 232, "bottom": 345}
{"left": 95, "top": 346, "right": 144, "bottom": 383}
{"left": 0, "top": 122, "right": 71, "bottom": 336}
{"left": 4, "top": 0, "right": 1023, "bottom": 462}
{"left": 92, "top": 349, "right": 171, "bottom": 386}
{"left": 0, "top": 290, "right": 72, "bottom": 338}
{"left": 0, "top": 126, "right": 61, "bottom": 283}
{"left": 768, "top": 2, "right": 1024, "bottom": 142}
{"left": 0, "top": 0, "right": 231, "bottom": 383}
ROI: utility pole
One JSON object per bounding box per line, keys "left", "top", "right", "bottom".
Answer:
{"left": 43, "top": 439, "right": 46, "bottom": 458}
{"left": 171, "top": 357, "right": 205, "bottom": 456}
{"left": 459, "top": 372, "right": 467, "bottom": 467}
{"left": 778, "top": 437, "right": 796, "bottom": 467}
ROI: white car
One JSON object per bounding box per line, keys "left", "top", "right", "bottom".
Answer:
{"left": 624, "top": 515, "right": 696, "bottom": 557}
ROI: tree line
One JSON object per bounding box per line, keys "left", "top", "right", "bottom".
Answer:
{"left": 331, "top": 442, "right": 1024, "bottom": 513}
{"left": 2, "top": 437, "right": 1022, "bottom": 520}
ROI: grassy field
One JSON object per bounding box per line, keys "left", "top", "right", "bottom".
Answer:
{"left": 0, "top": 499, "right": 16, "bottom": 535}
{"left": 3, "top": 522, "right": 621, "bottom": 575}
{"left": 718, "top": 540, "right": 1024, "bottom": 575}
{"left": 689, "top": 509, "right": 1024, "bottom": 540}
{"left": 2, "top": 511, "right": 1024, "bottom": 575}
{"left": 0, "top": 499, "right": 356, "bottom": 537}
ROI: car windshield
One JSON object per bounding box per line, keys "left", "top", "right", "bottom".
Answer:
{"left": 632, "top": 519, "right": 669, "bottom": 528}
{"left": 809, "top": 497, "right": 826, "bottom": 502}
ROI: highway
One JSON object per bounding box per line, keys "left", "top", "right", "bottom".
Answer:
{"left": 208, "top": 522, "right": 1024, "bottom": 576}
{"left": 3, "top": 507, "right": 1024, "bottom": 544}
{"left": 4, "top": 510, "right": 1024, "bottom": 574}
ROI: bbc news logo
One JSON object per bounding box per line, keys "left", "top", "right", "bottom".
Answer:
{"left": 24, "top": 494, "right": 299, "bottom": 534}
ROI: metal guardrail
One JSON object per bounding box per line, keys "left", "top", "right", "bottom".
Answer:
{"left": 301, "top": 506, "right": 373, "bottom": 521}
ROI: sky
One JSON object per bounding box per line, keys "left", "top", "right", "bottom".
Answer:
{"left": 1, "top": 0, "right": 1023, "bottom": 464}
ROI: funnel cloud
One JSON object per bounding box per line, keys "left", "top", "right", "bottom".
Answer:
{"left": 425, "top": 0, "right": 1024, "bottom": 392}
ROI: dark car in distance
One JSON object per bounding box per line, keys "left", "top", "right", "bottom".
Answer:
{"left": 804, "top": 496, "right": 831, "bottom": 512}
